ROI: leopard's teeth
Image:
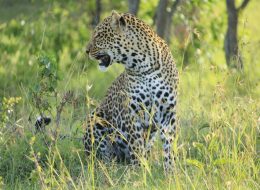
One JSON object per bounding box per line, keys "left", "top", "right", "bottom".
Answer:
{"left": 98, "top": 65, "right": 108, "bottom": 72}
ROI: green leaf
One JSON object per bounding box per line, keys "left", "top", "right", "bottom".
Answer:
{"left": 213, "top": 158, "right": 234, "bottom": 166}
{"left": 186, "top": 159, "right": 204, "bottom": 170}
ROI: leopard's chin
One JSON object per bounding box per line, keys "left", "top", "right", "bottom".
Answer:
{"left": 98, "top": 64, "right": 109, "bottom": 72}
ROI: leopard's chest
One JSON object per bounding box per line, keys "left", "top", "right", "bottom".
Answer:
{"left": 127, "top": 75, "right": 175, "bottom": 125}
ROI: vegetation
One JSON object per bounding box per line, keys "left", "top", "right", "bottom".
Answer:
{"left": 0, "top": 0, "right": 259, "bottom": 189}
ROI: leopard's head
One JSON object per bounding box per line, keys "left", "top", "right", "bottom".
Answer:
{"left": 86, "top": 11, "right": 127, "bottom": 71}
{"left": 86, "top": 11, "right": 161, "bottom": 73}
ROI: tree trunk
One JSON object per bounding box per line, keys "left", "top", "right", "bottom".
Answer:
{"left": 225, "top": 0, "right": 242, "bottom": 69}
{"left": 155, "top": 0, "right": 181, "bottom": 42}
{"left": 155, "top": 0, "right": 169, "bottom": 39}
{"left": 128, "top": 0, "right": 140, "bottom": 16}
{"left": 224, "top": 0, "right": 250, "bottom": 70}
{"left": 92, "top": 0, "right": 102, "bottom": 27}
{"left": 165, "top": 0, "right": 181, "bottom": 43}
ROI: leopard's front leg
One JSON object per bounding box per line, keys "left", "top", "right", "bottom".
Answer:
{"left": 126, "top": 122, "right": 145, "bottom": 166}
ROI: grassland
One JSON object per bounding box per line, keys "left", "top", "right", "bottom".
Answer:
{"left": 0, "top": 0, "right": 259, "bottom": 189}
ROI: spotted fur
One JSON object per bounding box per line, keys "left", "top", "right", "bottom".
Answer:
{"left": 84, "top": 11, "right": 178, "bottom": 172}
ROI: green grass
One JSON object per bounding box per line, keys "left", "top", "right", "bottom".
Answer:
{"left": 0, "top": 0, "right": 259, "bottom": 189}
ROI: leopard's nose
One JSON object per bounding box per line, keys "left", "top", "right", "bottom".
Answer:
{"left": 85, "top": 47, "right": 90, "bottom": 54}
{"left": 86, "top": 43, "right": 92, "bottom": 54}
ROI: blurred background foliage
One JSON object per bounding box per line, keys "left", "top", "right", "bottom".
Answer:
{"left": 0, "top": 0, "right": 259, "bottom": 98}
{"left": 0, "top": 0, "right": 259, "bottom": 189}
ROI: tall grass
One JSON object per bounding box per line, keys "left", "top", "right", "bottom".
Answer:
{"left": 0, "top": 0, "right": 259, "bottom": 189}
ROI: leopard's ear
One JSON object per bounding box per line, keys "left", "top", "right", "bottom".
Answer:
{"left": 111, "top": 10, "right": 127, "bottom": 32}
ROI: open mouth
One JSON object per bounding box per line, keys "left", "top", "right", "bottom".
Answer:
{"left": 96, "top": 54, "right": 111, "bottom": 68}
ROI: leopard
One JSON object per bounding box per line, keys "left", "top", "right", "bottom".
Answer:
{"left": 84, "top": 10, "right": 178, "bottom": 173}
